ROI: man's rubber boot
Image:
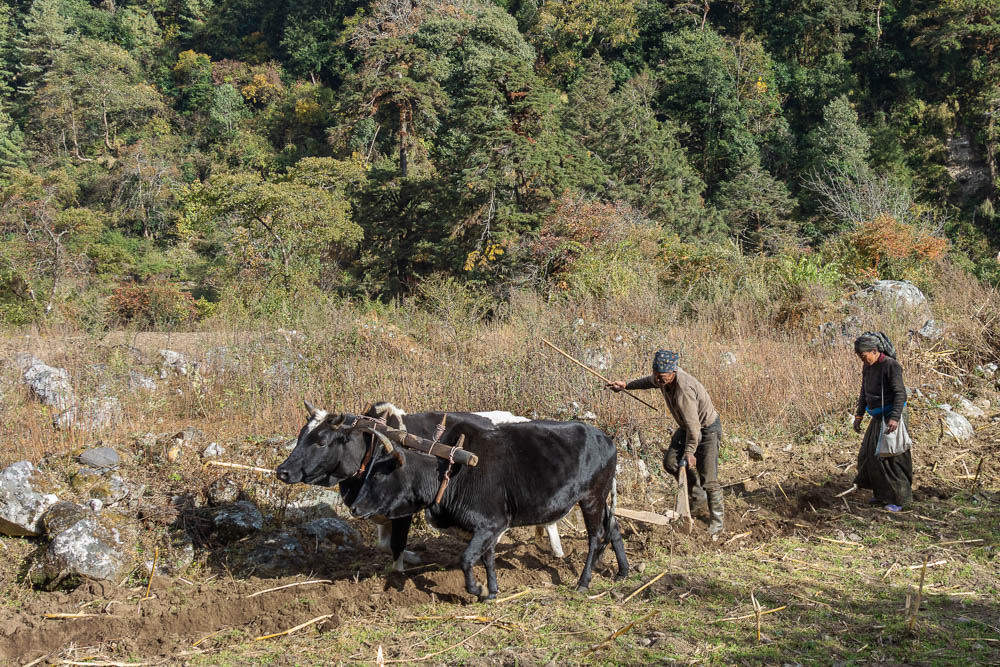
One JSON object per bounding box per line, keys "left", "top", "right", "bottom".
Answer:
{"left": 689, "top": 483, "right": 707, "bottom": 507}
{"left": 707, "top": 489, "right": 724, "bottom": 535}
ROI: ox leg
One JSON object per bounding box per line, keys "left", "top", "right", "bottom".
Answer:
{"left": 544, "top": 523, "right": 564, "bottom": 558}
{"left": 390, "top": 515, "right": 414, "bottom": 572}
{"left": 460, "top": 528, "right": 497, "bottom": 599}
{"left": 605, "top": 510, "right": 629, "bottom": 581}
{"left": 574, "top": 499, "right": 609, "bottom": 592}
{"left": 481, "top": 541, "right": 499, "bottom": 601}
{"left": 376, "top": 518, "right": 420, "bottom": 569}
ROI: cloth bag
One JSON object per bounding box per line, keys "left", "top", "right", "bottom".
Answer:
{"left": 877, "top": 416, "right": 912, "bottom": 457}
{"left": 876, "top": 379, "right": 911, "bottom": 457}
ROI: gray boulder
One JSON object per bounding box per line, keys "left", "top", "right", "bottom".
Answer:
{"left": 31, "top": 517, "right": 128, "bottom": 589}
{"left": 79, "top": 447, "right": 121, "bottom": 470}
{"left": 816, "top": 315, "right": 863, "bottom": 345}
{"left": 954, "top": 397, "right": 985, "bottom": 420}
{"left": 284, "top": 486, "right": 344, "bottom": 521}
{"left": 941, "top": 409, "right": 974, "bottom": 441}
{"left": 213, "top": 500, "right": 263, "bottom": 541}
{"left": 0, "top": 461, "right": 61, "bottom": 537}
{"left": 242, "top": 531, "right": 306, "bottom": 577}
{"left": 300, "top": 517, "right": 361, "bottom": 550}
{"left": 128, "top": 370, "right": 157, "bottom": 392}
{"left": 55, "top": 397, "right": 123, "bottom": 431}
{"left": 159, "top": 349, "right": 189, "bottom": 377}
{"left": 854, "top": 280, "right": 927, "bottom": 310}
{"left": 23, "top": 359, "right": 76, "bottom": 410}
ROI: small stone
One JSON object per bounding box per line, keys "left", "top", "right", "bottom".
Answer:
{"left": 955, "top": 397, "right": 985, "bottom": 419}
{"left": 0, "top": 461, "right": 61, "bottom": 537}
{"left": 88, "top": 498, "right": 104, "bottom": 513}
{"left": 721, "top": 351, "right": 737, "bottom": 366}
{"left": 582, "top": 348, "right": 611, "bottom": 372}
{"left": 740, "top": 479, "right": 759, "bottom": 494}
{"left": 284, "top": 486, "right": 344, "bottom": 521}
{"left": 638, "top": 638, "right": 652, "bottom": 647}
{"left": 201, "top": 442, "right": 225, "bottom": 459}
{"left": 579, "top": 410, "right": 597, "bottom": 421}
{"left": 636, "top": 459, "right": 649, "bottom": 479}
{"left": 847, "top": 532, "right": 862, "bottom": 542}
{"left": 746, "top": 442, "right": 766, "bottom": 461}
{"left": 79, "top": 447, "right": 120, "bottom": 470}
{"left": 635, "top": 562, "right": 647, "bottom": 574}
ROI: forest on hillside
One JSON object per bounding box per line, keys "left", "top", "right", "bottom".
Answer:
{"left": 0, "top": 0, "right": 998, "bottom": 327}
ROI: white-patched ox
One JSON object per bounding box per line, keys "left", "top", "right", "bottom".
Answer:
{"left": 348, "top": 418, "right": 629, "bottom": 600}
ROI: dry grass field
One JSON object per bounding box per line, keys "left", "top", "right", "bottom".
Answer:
{"left": 1, "top": 281, "right": 998, "bottom": 665}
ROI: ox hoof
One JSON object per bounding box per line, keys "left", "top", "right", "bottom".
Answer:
{"left": 481, "top": 592, "right": 497, "bottom": 602}
{"left": 614, "top": 571, "right": 629, "bottom": 582}
{"left": 402, "top": 550, "right": 421, "bottom": 565}
{"left": 467, "top": 583, "right": 483, "bottom": 598}
{"left": 574, "top": 584, "right": 589, "bottom": 594}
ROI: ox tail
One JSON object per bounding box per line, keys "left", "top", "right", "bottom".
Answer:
{"left": 371, "top": 401, "right": 408, "bottom": 431}
{"left": 604, "top": 476, "right": 619, "bottom": 537}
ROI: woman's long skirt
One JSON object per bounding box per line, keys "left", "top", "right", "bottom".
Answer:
{"left": 853, "top": 414, "right": 913, "bottom": 506}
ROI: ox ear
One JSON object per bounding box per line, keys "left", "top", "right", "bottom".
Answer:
{"left": 303, "top": 400, "right": 318, "bottom": 418}
{"left": 390, "top": 449, "right": 405, "bottom": 467}
{"left": 329, "top": 414, "right": 346, "bottom": 427}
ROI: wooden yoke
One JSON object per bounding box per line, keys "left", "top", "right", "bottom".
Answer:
{"left": 354, "top": 414, "right": 478, "bottom": 467}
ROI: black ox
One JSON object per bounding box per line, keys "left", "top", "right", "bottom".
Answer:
{"left": 275, "top": 402, "right": 562, "bottom": 570}
{"left": 349, "top": 418, "right": 629, "bottom": 600}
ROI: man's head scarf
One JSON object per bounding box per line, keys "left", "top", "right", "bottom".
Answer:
{"left": 653, "top": 349, "right": 679, "bottom": 373}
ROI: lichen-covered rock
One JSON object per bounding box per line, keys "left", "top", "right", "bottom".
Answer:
{"left": 300, "top": 517, "right": 361, "bottom": 550}
{"left": 79, "top": 447, "right": 120, "bottom": 470}
{"left": 159, "top": 349, "right": 189, "bottom": 376}
{"left": 915, "top": 319, "right": 944, "bottom": 341}
{"left": 31, "top": 517, "right": 128, "bottom": 590}
{"left": 207, "top": 478, "right": 241, "bottom": 505}
{"left": 0, "top": 461, "right": 61, "bottom": 537}
{"left": 582, "top": 348, "right": 610, "bottom": 372}
{"left": 853, "top": 280, "right": 927, "bottom": 310}
{"left": 212, "top": 500, "right": 263, "bottom": 541}
{"left": 42, "top": 501, "right": 91, "bottom": 537}
{"left": 941, "top": 409, "right": 974, "bottom": 441}
{"left": 22, "top": 359, "right": 76, "bottom": 410}
{"left": 284, "top": 486, "right": 344, "bottom": 522}
{"left": 954, "top": 397, "right": 985, "bottom": 419}
{"left": 745, "top": 442, "right": 766, "bottom": 461}
{"left": 70, "top": 469, "right": 112, "bottom": 500}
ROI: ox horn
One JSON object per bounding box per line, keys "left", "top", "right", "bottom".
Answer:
{"left": 303, "top": 400, "right": 318, "bottom": 418}
{"left": 357, "top": 427, "right": 395, "bottom": 454}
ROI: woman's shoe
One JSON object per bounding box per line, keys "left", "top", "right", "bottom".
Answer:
{"left": 884, "top": 504, "right": 902, "bottom": 512}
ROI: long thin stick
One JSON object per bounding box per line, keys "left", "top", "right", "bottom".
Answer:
{"left": 582, "top": 610, "right": 660, "bottom": 656}
{"left": 835, "top": 484, "right": 858, "bottom": 498}
{"left": 908, "top": 556, "right": 928, "bottom": 634}
{"left": 43, "top": 613, "right": 102, "bottom": 619}
{"left": 712, "top": 605, "right": 787, "bottom": 623}
{"left": 254, "top": 614, "right": 333, "bottom": 641}
{"left": 204, "top": 461, "right": 275, "bottom": 474}
{"left": 541, "top": 338, "right": 658, "bottom": 411}
{"left": 384, "top": 620, "right": 497, "bottom": 663}
{"left": 495, "top": 589, "right": 533, "bottom": 604}
{"left": 247, "top": 580, "right": 332, "bottom": 598}
{"left": 143, "top": 547, "right": 158, "bottom": 601}
{"left": 622, "top": 570, "right": 669, "bottom": 603}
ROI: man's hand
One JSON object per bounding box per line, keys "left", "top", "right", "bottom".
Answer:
{"left": 684, "top": 452, "right": 696, "bottom": 469}
{"left": 606, "top": 381, "right": 626, "bottom": 393}
{"left": 853, "top": 416, "right": 863, "bottom": 434}
{"left": 885, "top": 419, "right": 898, "bottom": 434}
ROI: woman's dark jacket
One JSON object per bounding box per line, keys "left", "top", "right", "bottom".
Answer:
{"left": 855, "top": 355, "right": 907, "bottom": 422}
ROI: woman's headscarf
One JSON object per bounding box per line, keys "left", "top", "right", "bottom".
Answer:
{"left": 854, "top": 333, "right": 881, "bottom": 354}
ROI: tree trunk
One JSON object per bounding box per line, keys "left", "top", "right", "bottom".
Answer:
{"left": 399, "top": 105, "right": 409, "bottom": 178}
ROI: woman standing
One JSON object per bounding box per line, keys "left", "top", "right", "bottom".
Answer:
{"left": 852, "top": 333, "right": 913, "bottom": 511}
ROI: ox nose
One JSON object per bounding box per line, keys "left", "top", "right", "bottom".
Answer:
{"left": 275, "top": 466, "right": 293, "bottom": 483}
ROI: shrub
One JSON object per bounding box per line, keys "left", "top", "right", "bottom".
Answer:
{"left": 109, "top": 281, "right": 198, "bottom": 328}
{"left": 839, "top": 214, "right": 946, "bottom": 285}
